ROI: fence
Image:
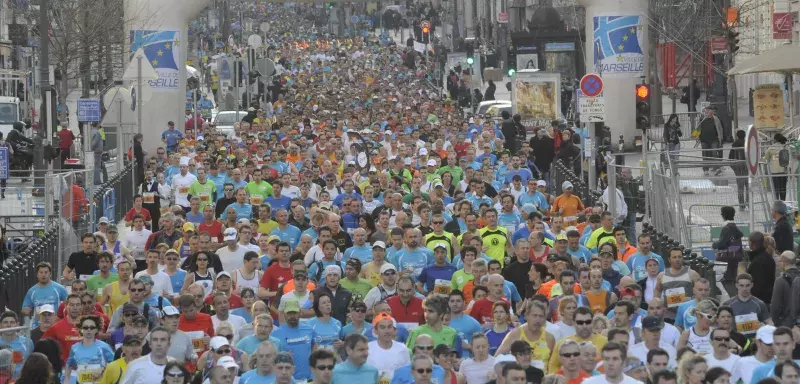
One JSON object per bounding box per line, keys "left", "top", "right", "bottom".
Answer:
{"left": 551, "top": 158, "right": 601, "bottom": 208}
{"left": 647, "top": 112, "right": 701, "bottom": 150}
{"left": 606, "top": 159, "right": 647, "bottom": 245}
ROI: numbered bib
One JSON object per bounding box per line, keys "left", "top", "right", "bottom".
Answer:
{"left": 198, "top": 193, "right": 211, "bottom": 203}
{"left": 433, "top": 279, "right": 452, "bottom": 296}
{"left": 735, "top": 313, "right": 759, "bottom": 334}
{"left": 142, "top": 193, "right": 155, "bottom": 204}
{"left": 178, "top": 186, "right": 189, "bottom": 194}
{"left": 160, "top": 207, "right": 170, "bottom": 215}
{"left": 250, "top": 195, "right": 264, "bottom": 205}
{"left": 664, "top": 287, "right": 687, "bottom": 307}
{"left": 77, "top": 364, "right": 101, "bottom": 384}
{"left": 11, "top": 350, "right": 23, "bottom": 364}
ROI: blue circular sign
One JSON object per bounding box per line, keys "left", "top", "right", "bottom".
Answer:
{"left": 580, "top": 74, "right": 604, "bottom": 97}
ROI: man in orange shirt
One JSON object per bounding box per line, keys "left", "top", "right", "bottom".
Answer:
{"left": 551, "top": 182, "right": 585, "bottom": 218}
{"left": 614, "top": 226, "right": 638, "bottom": 263}
{"left": 177, "top": 293, "right": 214, "bottom": 352}
{"left": 554, "top": 339, "right": 591, "bottom": 384}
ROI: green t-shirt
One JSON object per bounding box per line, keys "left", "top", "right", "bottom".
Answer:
{"left": 340, "top": 277, "right": 373, "bottom": 303}
{"left": 436, "top": 166, "right": 463, "bottom": 183}
{"left": 188, "top": 180, "right": 217, "bottom": 210}
{"left": 406, "top": 324, "right": 458, "bottom": 355}
{"left": 86, "top": 273, "right": 119, "bottom": 295}
{"left": 450, "top": 269, "right": 474, "bottom": 291}
{"left": 245, "top": 181, "right": 273, "bottom": 205}
{"left": 402, "top": 192, "right": 430, "bottom": 204}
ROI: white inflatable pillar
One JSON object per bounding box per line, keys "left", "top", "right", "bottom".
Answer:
{"left": 577, "top": 0, "right": 649, "bottom": 143}
{"left": 124, "top": 0, "right": 212, "bottom": 152}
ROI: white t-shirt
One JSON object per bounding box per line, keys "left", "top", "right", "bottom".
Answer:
{"left": 628, "top": 342, "right": 677, "bottom": 369}
{"left": 279, "top": 290, "right": 311, "bottom": 311}
{"left": 283, "top": 185, "right": 300, "bottom": 199}
{"left": 365, "top": 285, "right": 396, "bottom": 310}
{"left": 211, "top": 314, "right": 248, "bottom": 343}
{"left": 545, "top": 321, "right": 561, "bottom": 341}
{"left": 704, "top": 353, "right": 740, "bottom": 378}
{"left": 134, "top": 270, "right": 174, "bottom": 296}
{"left": 555, "top": 321, "right": 576, "bottom": 339}
{"left": 731, "top": 355, "right": 768, "bottom": 384}
{"left": 123, "top": 229, "right": 152, "bottom": 261}
{"left": 121, "top": 355, "right": 175, "bottom": 384}
{"left": 171, "top": 173, "right": 198, "bottom": 207}
{"left": 460, "top": 356, "right": 496, "bottom": 384}
{"left": 217, "top": 245, "right": 249, "bottom": 272}
{"left": 633, "top": 320, "right": 681, "bottom": 348}
{"left": 367, "top": 340, "right": 410, "bottom": 383}
{"left": 582, "top": 374, "right": 644, "bottom": 384}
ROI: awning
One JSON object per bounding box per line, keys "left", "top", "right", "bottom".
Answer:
{"left": 728, "top": 44, "right": 800, "bottom": 75}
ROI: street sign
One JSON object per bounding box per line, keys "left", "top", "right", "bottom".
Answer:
{"left": 260, "top": 22, "right": 270, "bottom": 32}
{"left": 76, "top": 99, "right": 102, "bottom": 122}
{"left": 497, "top": 12, "right": 508, "bottom": 23}
{"left": 578, "top": 90, "right": 605, "bottom": 123}
{"left": 129, "top": 83, "right": 153, "bottom": 112}
{"left": 0, "top": 147, "right": 8, "bottom": 180}
{"left": 745, "top": 124, "right": 760, "bottom": 174}
{"left": 580, "top": 73, "right": 603, "bottom": 97}
{"left": 773, "top": 12, "right": 792, "bottom": 39}
{"left": 123, "top": 48, "right": 159, "bottom": 82}
{"left": 351, "top": 15, "right": 359, "bottom": 24}
{"left": 711, "top": 37, "right": 728, "bottom": 54}
{"left": 247, "top": 34, "right": 262, "bottom": 48}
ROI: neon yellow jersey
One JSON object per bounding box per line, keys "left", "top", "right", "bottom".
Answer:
{"left": 479, "top": 226, "right": 508, "bottom": 265}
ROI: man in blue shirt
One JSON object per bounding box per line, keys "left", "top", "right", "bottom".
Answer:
{"left": 271, "top": 301, "right": 316, "bottom": 381}
{"left": 270, "top": 209, "right": 301, "bottom": 249}
{"left": 390, "top": 334, "right": 446, "bottom": 384}
{"left": 343, "top": 228, "right": 373, "bottom": 264}
{"left": 626, "top": 233, "right": 665, "bottom": 281}
{"left": 265, "top": 184, "right": 292, "bottom": 213}
{"left": 161, "top": 121, "right": 183, "bottom": 152}
{"left": 674, "top": 279, "right": 712, "bottom": 330}
{"left": 417, "top": 244, "right": 457, "bottom": 294}
{"left": 309, "top": 349, "right": 336, "bottom": 384}
{"left": 332, "top": 334, "right": 379, "bottom": 382}
{"left": 750, "top": 326, "right": 799, "bottom": 383}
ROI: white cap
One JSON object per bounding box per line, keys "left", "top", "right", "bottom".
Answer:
{"left": 217, "top": 356, "right": 239, "bottom": 369}
{"left": 369, "top": 166, "right": 378, "bottom": 172}
{"left": 418, "top": 148, "right": 428, "bottom": 156}
{"left": 37, "top": 304, "right": 55, "bottom": 314}
{"left": 379, "top": 263, "right": 397, "bottom": 274}
{"left": 427, "top": 159, "right": 437, "bottom": 167}
{"left": 162, "top": 306, "right": 180, "bottom": 316}
{"left": 209, "top": 336, "right": 230, "bottom": 350}
{"left": 98, "top": 217, "right": 110, "bottom": 225}
{"left": 179, "top": 158, "right": 190, "bottom": 166}
{"left": 756, "top": 325, "right": 776, "bottom": 344}
{"left": 372, "top": 241, "right": 387, "bottom": 249}
{"left": 325, "top": 265, "right": 342, "bottom": 277}
{"left": 562, "top": 181, "right": 574, "bottom": 190}
{"left": 223, "top": 228, "right": 237, "bottom": 241}
{"left": 536, "top": 180, "right": 547, "bottom": 187}
{"left": 384, "top": 130, "right": 393, "bottom": 136}
{"left": 216, "top": 271, "right": 232, "bottom": 279}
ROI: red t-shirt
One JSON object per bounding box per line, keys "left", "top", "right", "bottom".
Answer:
{"left": 57, "top": 302, "right": 104, "bottom": 319}
{"left": 386, "top": 296, "right": 425, "bottom": 325}
{"left": 125, "top": 208, "right": 152, "bottom": 223}
{"left": 178, "top": 312, "right": 215, "bottom": 338}
{"left": 42, "top": 318, "right": 81, "bottom": 361}
{"left": 57, "top": 129, "right": 75, "bottom": 150}
{"left": 203, "top": 293, "right": 243, "bottom": 309}
{"left": 198, "top": 220, "right": 225, "bottom": 243}
{"left": 470, "top": 298, "right": 510, "bottom": 325}
{"left": 260, "top": 263, "right": 293, "bottom": 293}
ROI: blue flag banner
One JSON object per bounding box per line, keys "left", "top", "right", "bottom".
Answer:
{"left": 593, "top": 15, "right": 645, "bottom": 77}
{"left": 130, "top": 30, "right": 181, "bottom": 91}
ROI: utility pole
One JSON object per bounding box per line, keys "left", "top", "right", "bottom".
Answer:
{"left": 34, "top": 0, "right": 49, "bottom": 190}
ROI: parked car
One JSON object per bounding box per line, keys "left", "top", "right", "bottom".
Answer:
{"left": 210, "top": 110, "right": 248, "bottom": 138}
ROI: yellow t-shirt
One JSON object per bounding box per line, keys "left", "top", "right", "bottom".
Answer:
{"left": 100, "top": 358, "right": 128, "bottom": 384}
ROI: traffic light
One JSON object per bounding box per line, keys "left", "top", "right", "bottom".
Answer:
{"left": 727, "top": 30, "right": 740, "bottom": 55}
{"left": 465, "top": 38, "right": 475, "bottom": 65}
{"left": 507, "top": 46, "right": 517, "bottom": 76}
{"left": 635, "top": 84, "right": 650, "bottom": 130}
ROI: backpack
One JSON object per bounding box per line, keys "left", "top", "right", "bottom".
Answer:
{"left": 315, "top": 261, "right": 344, "bottom": 283}
{"left": 779, "top": 145, "right": 791, "bottom": 168}
{"left": 142, "top": 296, "right": 166, "bottom": 329}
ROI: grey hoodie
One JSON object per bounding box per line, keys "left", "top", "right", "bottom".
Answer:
{"left": 91, "top": 128, "right": 103, "bottom": 153}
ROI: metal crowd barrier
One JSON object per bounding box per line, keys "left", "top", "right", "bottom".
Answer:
{"left": 647, "top": 112, "right": 701, "bottom": 150}
{"left": 552, "top": 158, "right": 601, "bottom": 207}
{"left": 0, "top": 222, "right": 61, "bottom": 312}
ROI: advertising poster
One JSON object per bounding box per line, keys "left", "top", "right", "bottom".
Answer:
{"left": 512, "top": 71, "right": 561, "bottom": 128}
{"left": 516, "top": 54, "right": 539, "bottom": 70}
{"left": 129, "top": 30, "right": 181, "bottom": 91}
{"left": 753, "top": 84, "right": 785, "bottom": 128}
{"left": 593, "top": 14, "right": 645, "bottom": 76}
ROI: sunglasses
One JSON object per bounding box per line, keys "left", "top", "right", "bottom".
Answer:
{"left": 165, "top": 372, "right": 185, "bottom": 378}
{"left": 130, "top": 288, "right": 145, "bottom": 292}
{"left": 560, "top": 352, "right": 580, "bottom": 358}
{"left": 713, "top": 337, "right": 731, "bottom": 342}
{"left": 697, "top": 312, "right": 716, "bottom": 322}
{"left": 197, "top": 257, "right": 209, "bottom": 261}
{"left": 417, "top": 345, "right": 434, "bottom": 351}
{"left": 316, "top": 364, "right": 335, "bottom": 371}
{"left": 382, "top": 270, "right": 397, "bottom": 276}
{"left": 216, "top": 348, "right": 231, "bottom": 354}
{"left": 433, "top": 221, "right": 444, "bottom": 224}
{"left": 415, "top": 368, "right": 433, "bottom": 374}
{"left": 575, "top": 320, "right": 592, "bottom": 326}
{"left": 82, "top": 326, "right": 98, "bottom": 330}
{"left": 352, "top": 308, "right": 367, "bottom": 313}
{"left": 220, "top": 334, "right": 234, "bottom": 340}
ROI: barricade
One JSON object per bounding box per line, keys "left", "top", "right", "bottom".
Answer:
{"left": 647, "top": 112, "right": 701, "bottom": 149}
{"left": 606, "top": 159, "right": 646, "bottom": 245}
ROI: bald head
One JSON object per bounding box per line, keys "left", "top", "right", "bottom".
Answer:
{"left": 414, "top": 334, "right": 435, "bottom": 357}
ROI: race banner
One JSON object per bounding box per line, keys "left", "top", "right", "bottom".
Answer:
{"left": 511, "top": 71, "right": 561, "bottom": 128}
{"left": 129, "top": 30, "right": 182, "bottom": 91}
{"left": 593, "top": 14, "right": 645, "bottom": 77}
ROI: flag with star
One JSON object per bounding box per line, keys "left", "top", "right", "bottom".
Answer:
{"left": 130, "top": 30, "right": 181, "bottom": 91}
{"left": 592, "top": 15, "right": 645, "bottom": 76}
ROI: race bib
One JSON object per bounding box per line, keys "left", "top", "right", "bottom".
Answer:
{"left": 198, "top": 193, "right": 211, "bottom": 203}
{"left": 160, "top": 207, "right": 170, "bottom": 215}
{"left": 191, "top": 338, "right": 207, "bottom": 352}
{"left": 77, "top": 364, "right": 101, "bottom": 383}
{"left": 142, "top": 193, "right": 155, "bottom": 204}
{"left": 433, "top": 279, "right": 452, "bottom": 296}
{"left": 178, "top": 186, "right": 189, "bottom": 194}
{"left": 735, "top": 313, "right": 759, "bottom": 334}
{"left": 250, "top": 195, "right": 263, "bottom": 205}
{"left": 664, "top": 287, "right": 687, "bottom": 307}
{"left": 12, "top": 350, "right": 23, "bottom": 364}
{"left": 79, "top": 274, "right": 91, "bottom": 281}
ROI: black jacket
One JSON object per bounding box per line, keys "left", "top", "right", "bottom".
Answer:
{"left": 773, "top": 215, "right": 794, "bottom": 253}
{"left": 484, "top": 83, "right": 496, "bottom": 101}
{"left": 502, "top": 259, "right": 531, "bottom": 299}
{"left": 747, "top": 247, "right": 776, "bottom": 304}
{"left": 314, "top": 285, "right": 353, "bottom": 324}
{"left": 529, "top": 135, "right": 555, "bottom": 172}
{"left": 729, "top": 138, "right": 747, "bottom": 176}
{"left": 772, "top": 267, "right": 800, "bottom": 327}
{"left": 501, "top": 118, "right": 517, "bottom": 152}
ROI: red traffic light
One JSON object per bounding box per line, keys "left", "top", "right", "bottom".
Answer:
{"left": 422, "top": 26, "right": 429, "bottom": 33}
{"left": 636, "top": 84, "right": 650, "bottom": 100}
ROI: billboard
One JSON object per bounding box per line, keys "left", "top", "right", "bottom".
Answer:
{"left": 593, "top": 14, "right": 645, "bottom": 76}
{"left": 516, "top": 54, "right": 539, "bottom": 70}
{"left": 129, "top": 30, "right": 181, "bottom": 91}
{"left": 511, "top": 71, "right": 561, "bottom": 128}
{"left": 753, "top": 84, "right": 785, "bottom": 129}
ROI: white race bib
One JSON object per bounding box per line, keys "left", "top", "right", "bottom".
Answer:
{"left": 735, "top": 313, "right": 759, "bottom": 334}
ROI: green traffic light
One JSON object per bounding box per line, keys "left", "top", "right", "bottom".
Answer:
{"left": 508, "top": 69, "right": 516, "bottom": 76}
{"left": 467, "top": 57, "right": 474, "bottom": 65}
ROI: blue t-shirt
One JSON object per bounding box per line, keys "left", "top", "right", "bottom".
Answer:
{"left": 340, "top": 322, "right": 376, "bottom": 341}
{"left": 301, "top": 228, "right": 319, "bottom": 244}
{"left": 186, "top": 211, "right": 204, "bottom": 225}
{"left": 333, "top": 193, "right": 363, "bottom": 209}
{"left": 239, "top": 371, "right": 297, "bottom": 384}
{"left": 449, "top": 314, "right": 482, "bottom": 358}
{"left": 498, "top": 212, "right": 524, "bottom": 234}
{"left": 167, "top": 269, "right": 187, "bottom": 294}
{"left": 386, "top": 247, "right": 405, "bottom": 266}
{"left": 343, "top": 245, "right": 374, "bottom": 264}
{"left": 5, "top": 335, "right": 33, "bottom": 378}
{"left": 271, "top": 224, "right": 302, "bottom": 249}
{"left": 750, "top": 360, "right": 800, "bottom": 383}
{"left": 395, "top": 248, "right": 434, "bottom": 281}
{"left": 504, "top": 281, "right": 522, "bottom": 302}
{"left": 272, "top": 324, "right": 317, "bottom": 380}
{"left": 626, "top": 252, "right": 665, "bottom": 281}
{"left": 265, "top": 195, "right": 292, "bottom": 212}
{"left": 418, "top": 264, "right": 458, "bottom": 292}
{"left": 332, "top": 360, "right": 380, "bottom": 383}
{"left": 341, "top": 213, "right": 360, "bottom": 236}
{"left": 161, "top": 129, "right": 183, "bottom": 147}
{"left": 231, "top": 307, "right": 254, "bottom": 324}
{"left": 226, "top": 202, "right": 253, "bottom": 221}
{"left": 308, "top": 260, "right": 344, "bottom": 286}
{"left": 485, "top": 327, "right": 512, "bottom": 355}
{"left": 674, "top": 299, "right": 697, "bottom": 329}
{"left": 235, "top": 335, "right": 282, "bottom": 355}
{"left": 66, "top": 340, "right": 115, "bottom": 384}
{"left": 504, "top": 168, "right": 533, "bottom": 184}
{"left": 451, "top": 253, "right": 493, "bottom": 270}
{"left": 307, "top": 317, "right": 343, "bottom": 348}
{"left": 566, "top": 246, "right": 594, "bottom": 264}
{"left": 22, "top": 281, "right": 68, "bottom": 328}
{"left": 390, "top": 364, "right": 446, "bottom": 384}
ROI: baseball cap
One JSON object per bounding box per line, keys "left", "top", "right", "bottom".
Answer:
{"left": 434, "top": 344, "right": 460, "bottom": 358}
{"left": 267, "top": 235, "right": 281, "bottom": 243}
{"left": 434, "top": 182, "right": 444, "bottom": 188}
{"left": 641, "top": 316, "right": 664, "bottom": 331}
{"left": 122, "top": 335, "right": 143, "bottom": 346}
{"left": 217, "top": 356, "right": 239, "bottom": 369}
{"left": 427, "top": 159, "right": 437, "bottom": 167}
{"left": 223, "top": 228, "right": 237, "bottom": 241}
{"left": 294, "top": 270, "right": 308, "bottom": 279}
{"left": 182, "top": 222, "right": 195, "bottom": 232}
{"left": 98, "top": 217, "right": 110, "bottom": 225}
{"left": 433, "top": 244, "right": 447, "bottom": 251}
{"left": 37, "top": 304, "right": 55, "bottom": 314}
{"left": 346, "top": 258, "right": 362, "bottom": 269}
{"left": 162, "top": 306, "right": 180, "bottom": 317}
{"left": 209, "top": 336, "right": 230, "bottom": 351}
{"left": 562, "top": 181, "right": 574, "bottom": 190}
{"left": 283, "top": 300, "right": 301, "bottom": 313}
{"left": 372, "top": 312, "right": 397, "bottom": 328}
{"left": 130, "top": 315, "right": 148, "bottom": 326}
{"left": 521, "top": 204, "right": 538, "bottom": 215}
{"left": 372, "top": 241, "right": 386, "bottom": 249}
{"left": 108, "top": 224, "right": 118, "bottom": 233}
{"left": 536, "top": 180, "right": 547, "bottom": 187}
{"left": 757, "top": 325, "right": 776, "bottom": 344}
{"left": 216, "top": 271, "right": 232, "bottom": 279}
{"left": 419, "top": 148, "right": 428, "bottom": 156}
{"left": 380, "top": 263, "right": 397, "bottom": 274}
{"left": 556, "top": 233, "right": 568, "bottom": 242}
{"left": 122, "top": 303, "right": 139, "bottom": 315}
